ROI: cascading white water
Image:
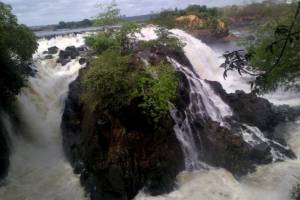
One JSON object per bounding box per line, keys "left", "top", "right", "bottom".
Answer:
{"left": 170, "top": 59, "right": 232, "bottom": 170}
{"left": 135, "top": 28, "right": 300, "bottom": 200}
{"left": 0, "top": 34, "right": 88, "bottom": 199}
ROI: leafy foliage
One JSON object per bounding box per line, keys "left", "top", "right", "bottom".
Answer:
{"left": 85, "top": 32, "right": 118, "bottom": 54}
{"left": 81, "top": 49, "right": 141, "bottom": 111}
{"left": 221, "top": 2, "right": 300, "bottom": 93}
{"left": 0, "top": 2, "right": 37, "bottom": 108}
{"left": 81, "top": 48, "right": 178, "bottom": 123}
{"left": 86, "top": 21, "right": 141, "bottom": 54}
{"left": 137, "top": 63, "right": 178, "bottom": 122}
{"left": 83, "top": 13, "right": 180, "bottom": 123}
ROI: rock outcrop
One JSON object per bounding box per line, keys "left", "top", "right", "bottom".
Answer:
{"left": 61, "top": 42, "right": 297, "bottom": 199}
{"left": 42, "top": 44, "right": 88, "bottom": 66}
{"left": 62, "top": 68, "right": 184, "bottom": 200}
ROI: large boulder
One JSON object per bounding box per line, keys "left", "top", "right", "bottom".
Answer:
{"left": 57, "top": 46, "right": 80, "bottom": 66}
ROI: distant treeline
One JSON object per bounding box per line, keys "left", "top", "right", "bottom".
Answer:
{"left": 149, "top": 5, "right": 222, "bottom": 29}
{"left": 31, "top": 14, "right": 157, "bottom": 32}
{"left": 56, "top": 19, "right": 93, "bottom": 29}
{"left": 221, "top": 0, "right": 293, "bottom": 26}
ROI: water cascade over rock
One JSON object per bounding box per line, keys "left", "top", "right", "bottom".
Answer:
{"left": 135, "top": 28, "right": 300, "bottom": 200}
{"left": 0, "top": 27, "right": 299, "bottom": 200}
{"left": 0, "top": 33, "right": 88, "bottom": 199}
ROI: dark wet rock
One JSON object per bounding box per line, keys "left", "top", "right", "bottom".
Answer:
{"left": 250, "top": 142, "right": 271, "bottom": 160}
{"left": 43, "top": 51, "right": 48, "bottom": 54}
{"left": 48, "top": 46, "right": 59, "bottom": 54}
{"left": 79, "top": 58, "right": 86, "bottom": 65}
{"left": 57, "top": 46, "right": 81, "bottom": 65}
{"left": 197, "top": 80, "right": 297, "bottom": 175}
{"left": 207, "top": 81, "right": 298, "bottom": 132}
{"left": 65, "top": 46, "right": 79, "bottom": 58}
{"left": 77, "top": 46, "right": 88, "bottom": 52}
{"left": 45, "top": 55, "right": 54, "bottom": 60}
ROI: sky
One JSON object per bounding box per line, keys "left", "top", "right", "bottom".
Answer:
{"left": 2, "top": 0, "right": 259, "bottom": 26}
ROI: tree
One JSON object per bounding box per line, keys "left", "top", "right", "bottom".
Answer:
{"left": 0, "top": 2, "right": 38, "bottom": 108}
{"left": 94, "top": 0, "right": 121, "bottom": 26}
{"left": 221, "top": 2, "right": 300, "bottom": 93}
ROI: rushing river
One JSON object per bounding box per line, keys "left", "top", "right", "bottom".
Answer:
{"left": 0, "top": 27, "right": 300, "bottom": 200}
{"left": 0, "top": 34, "right": 87, "bottom": 199}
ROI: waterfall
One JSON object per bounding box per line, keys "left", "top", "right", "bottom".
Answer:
{"left": 135, "top": 27, "right": 300, "bottom": 200}
{"left": 0, "top": 34, "right": 87, "bottom": 199}
{"left": 169, "top": 59, "right": 232, "bottom": 170}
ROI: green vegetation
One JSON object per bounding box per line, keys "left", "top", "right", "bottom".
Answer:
{"left": 222, "top": 1, "right": 300, "bottom": 93}
{"left": 0, "top": 2, "right": 37, "bottom": 108}
{"left": 94, "top": 0, "right": 121, "bottom": 26}
{"left": 56, "top": 19, "right": 93, "bottom": 29}
{"left": 221, "top": 1, "right": 293, "bottom": 26}
{"left": 137, "top": 62, "right": 178, "bottom": 122}
{"left": 150, "top": 5, "right": 224, "bottom": 30}
{"left": 82, "top": 6, "right": 181, "bottom": 123}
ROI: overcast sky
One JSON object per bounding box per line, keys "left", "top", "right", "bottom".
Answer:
{"left": 2, "top": 0, "right": 258, "bottom": 26}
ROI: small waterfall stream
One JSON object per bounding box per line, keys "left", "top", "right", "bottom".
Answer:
{"left": 0, "top": 34, "right": 87, "bottom": 199}
{"left": 169, "top": 59, "right": 232, "bottom": 170}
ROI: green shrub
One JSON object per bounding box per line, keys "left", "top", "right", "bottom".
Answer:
{"left": 81, "top": 48, "right": 140, "bottom": 111}
{"left": 81, "top": 50, "right": 178, "bottom": 123}
{"left": 137, "top": 62, "right": 179, "bottom": 123}
{"left": 85, "top": 32, "right": 118, "bottom": 54}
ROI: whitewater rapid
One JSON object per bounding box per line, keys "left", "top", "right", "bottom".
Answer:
{"left": 0, "top": 34, "right": 88, "bottom": 199}
{"left": 135, "top": 27, "right": 300, "bottom": 200}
